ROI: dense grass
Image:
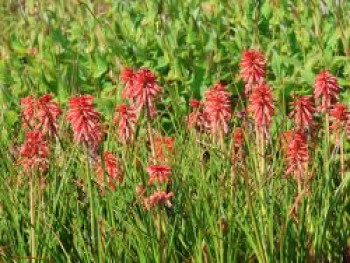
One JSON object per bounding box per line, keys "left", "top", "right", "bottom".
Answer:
{"left": 0, "top": 0, "right": 349, "bottom": 262}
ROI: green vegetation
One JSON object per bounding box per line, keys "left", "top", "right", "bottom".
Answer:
{"left": 0, "top": 1, "right": 349, "bottom": 262}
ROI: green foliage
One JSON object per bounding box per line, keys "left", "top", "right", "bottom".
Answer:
{"left": 0, "top": 0, "right": 349, "bottom": 262}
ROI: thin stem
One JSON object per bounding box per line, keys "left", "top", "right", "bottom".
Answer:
{"left": 30, "top": 173, "right": 36, "bottom": 262}
{"left": 86, "top": 155, "right": 96, "bottom": 248}
{"left": 340, "top": 133, "right": 344, "bottom": 180}
{"left": 325, "top": 113, "right": 330, "bottom": 148}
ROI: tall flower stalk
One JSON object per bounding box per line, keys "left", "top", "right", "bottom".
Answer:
{"left": 18, "top": 131, "right": 49, "bottom": 262}
{"left": 240, "top": 49, "right": 266, "bottom": 97}
{"left": 248, "top": 81, "right": 274, "bottom": 175}
{"left": 67, "top": 95, "right": 103, "bottom": 247}
{"left": 314, "top": 70, "right": 341, "bottom": 145}
{"left": 120, "top": 67, "right": 162, "bottom": 162}
{"left": 330, "top": 103, "right": 348, "bottom": 179}
{"left": 203, "top": 83, "right": 232, "bottom": 149}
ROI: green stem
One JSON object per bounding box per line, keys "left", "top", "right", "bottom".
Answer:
{"left": 30, "top": 173, "right": 36, "bottom": 262}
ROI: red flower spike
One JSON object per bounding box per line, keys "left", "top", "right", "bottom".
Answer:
{"left": 147, "top": 164, "right": 172, "bottom": 185}
{"left": 21, "top": 96, "right": 36, "bottom": 130}
{"left": 19, "top": 131, "right": 49, "bottom": 173}
{"left": 189, "top": 99, "right": 201, "bottom": 108}
{"left": 36, "top": 94, "right": 62, "bottom": 136}
{"left": 233, "top": 127, "right": 244, "bottom": 148}
{"left": 330, "top": 103, "right": 348, "bottom": 132}
{"left": 154, "top": 136, "right": 175, "bottom": 163}
{"left": 239, "top": 50, "right": 266, "bottom": 95}
{"left": 346, "top": 113, "right": 350, "bottom": 139}
{"left": 231, "top": 127, "right": 245, "bottom": 164}
{"left": 248, "top": 82, "right": 274, "bottom": 134}
{"left": 203, "top": 83, "right": 232, "bottom": 135}
{"left": 148, "top": 190, "right": 174, "bottom": 209}
{"left": 120, "top": 67, "right": 135, "bottom": 87}
{"left": 285, "top": 130, "right": 309, "bottom": 180}
{"left": 21, "top": 95, "right": 62, "bottom": 136}
{"left": 122, "top": 67, "right": 162, "bottom": 117}
{"left": 96, "top": 151, "right": 122, "bottom": 190}
{"left": 67, "top": 95, "right": 103, "bottom": 151}
{"left": 314, "top": 70, "right": 341, "bottom": 113}
{"left": 289, "top": 95, "right": 315, "bottom": 130}
{"left": 114, "top": 104, "right": 137, "bottom": 144}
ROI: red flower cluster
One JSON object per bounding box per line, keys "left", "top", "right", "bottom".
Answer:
{"left": 147, "top": 164, "right": 172, "bottom": 185}
{"left": 154, "top": 136, "right": 175, "bottom": 163}
{"left": 21, "top": 94, "right": 62, "bottom": 136}
{"left": 67, "top": 95, "right": 103, "bottom": 151}
{"left": 203, "top": 83, "right": 232, "bottom": 135}
{"left": 330, "top": 103, "right": 348, "bottom": 133}
{"left": 187, "top": 99, "right": 207, "bottom": 131}
{"left": 289, "top": 95, "right": 315, "bottom": 130}
{"left": 96, "top": 151, "right": 122, "bottom": 191}
{"left": 231, "top": 127, "right": 245, "bottom": 165}
{"left": 248, "top": 82, "right": 274, "bottom": 134}
{"left": 284, "top": 130, "right": 309, "bottom": 180}
{"left": 148, "top": 190, "right": 174, "bottom": 209}
{"left": 121, "top": 67, "right": 162, "bottom": 117}
{"left": 314, "top": 70, "right": 340, "bottom": 113}
{"left": 114, "top": 104, "right": 137, "bottom": 144}
{"left": 240, "top": 49, "right": 266, "bottom": 95}
{"left": 19, "top": 131, "right": 50, "bottom": 173}
{"left": 137, "top": 164, "right": 174, "bottom": 210}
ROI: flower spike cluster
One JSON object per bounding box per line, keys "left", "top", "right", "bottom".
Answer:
{"left": 187, "top": 99, "right": 207, "bottom": 131}
{"left": 114, "top": 104, "right": 137, "bottom": 144}
{"left": 314, "top": 70, "right": 341, "bottom": 113}
{"left": 96, "top": 151, "right": 122, "bottom": 191}
{"left": 21, "top": 94, "right": 62, "bottom": 136}
{"left": 248, "top": 82, "right": 274, "bottom": 135}
{"left": 19, "top": 131, "right": 50, "bottom": 173}
{"left": 137, "top": 163, "right": 174, "bottom": 210}
{"left": 284, "top": 130, "right": 309, "bottom": 181}
{"left": 330, "top": 103, "right": 348, "bottom": 132}
{"left": 289, "top": 95, "right": 315, "bottom": 130}
{"left": 67, "top": 95, "right": 103, "bottom": 151}
{"left": 240, "top": 49, "right": 266, "bottom": 96}
{"left": 121, "top": 67, "right": 162, "bottom": 117}
{"left": 203, "top": 83, "right": 232, "bottom": 135}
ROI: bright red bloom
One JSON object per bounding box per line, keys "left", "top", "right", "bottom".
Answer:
{"left": 114, "top": 104, "right": 137, "bottom": 144}
{"left": 240, "top": 50, "right": 266, "bottom": 95}
{"left": 120, "top": 67, "right": 135, "bottom": 87}
{"left": 330, "top": 103, "right": 348, "bottom": 132}
{"left": 248, "top": 82, "right": 274, "bottom": 134}
{"left": 189, "top": 99, "right": 201, "bottom": 108}
{"left": 314, "top": 70, "right": 341, "bottom": 113}
{"left": 285, "top": 130, "right": 309, "bottom": 180}
{"left": 96, "top": 151, "right": 122, "bottom": 190}
{"left": 289, "top": 95, "right": 315, "bottom": 130}
{"left": 122, "top": 67, "right": 162, "bottom": 117}
{"left": 233, "top": 127, "right": 244, "bottom": 148}
{"left": 231, "top": 127, "right": 245, "bottom": 164}
{"left": 280, "top": 130, "right": 294, "bottom": 153}
{"left": 35, "top": 94, "right": 62, "bottom": 136}
{"left": 148, "top": 190, "right": 174, "bottom": 209}
{"left": 187, "top": 99, "right": 209, "bottom": 131}
{"left": 21, "top": 96, "right": 36, "bottom": 129}
{"left": 187, "top": 111, "right": 207, "bottom": 131}
{"left": 147, "top": 164, "right": 172, "bottom": 185}
{"left": 203, "top": 83, "right": 232, "bottom": 135}
{"left": 19, "top": 131, "right": 49, "bottom": 173}
{"left": 20, "top": 94, "right": 62, "bottom": 136}
{"left": 67, "top": 95, "right": 103, "bottom": 150}
{"left": 154, "top": 136, "right": 175, "bottom": 163}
